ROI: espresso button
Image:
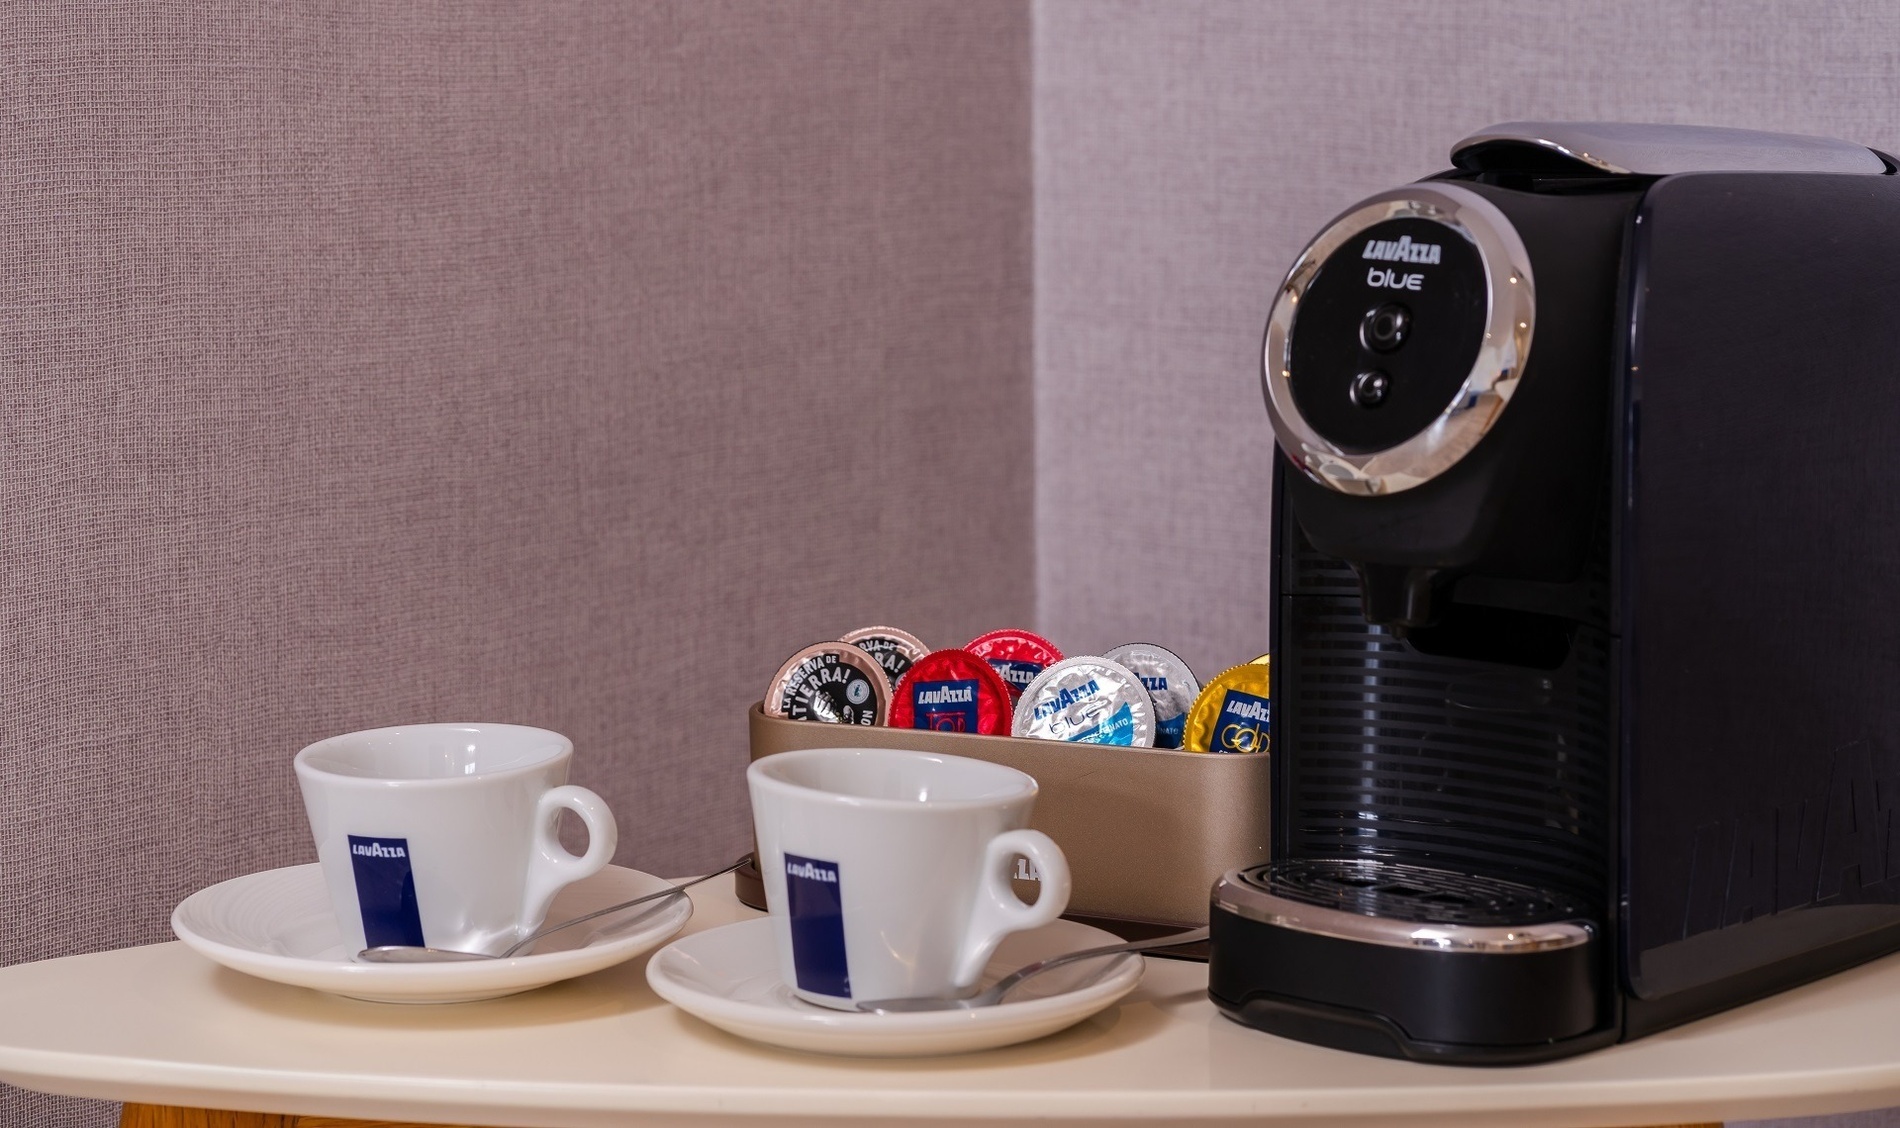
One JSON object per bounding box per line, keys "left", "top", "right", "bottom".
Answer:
{"left": 1351, "top": 369, "right": 1390, "bottom": 408}
{"left": 1361, "top": 301, "right": 1412, "bottom": 352}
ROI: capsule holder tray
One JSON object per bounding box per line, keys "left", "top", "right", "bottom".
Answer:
{"left": 744, "top": 703, "right": 1271, "bottom": 936}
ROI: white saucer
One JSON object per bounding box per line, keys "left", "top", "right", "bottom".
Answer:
{"left": 171, "top": 863, "right": 691, "bottom": 1004}
{"left": 645, "top": 916, "right": 1143, "bottom": 1056}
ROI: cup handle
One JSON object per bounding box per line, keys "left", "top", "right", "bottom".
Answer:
{"left": 519, "top": 784, "right": 619, "bottom": 943}
{"left": 951, "top": 828, "right": 1072, "bottom": 989}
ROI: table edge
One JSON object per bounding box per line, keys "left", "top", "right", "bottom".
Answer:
{"left": 5, "top": 1009, "right": 1900, "bottom": 1125}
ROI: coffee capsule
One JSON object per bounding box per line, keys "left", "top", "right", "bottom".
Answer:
{"left": 1250, "top": 653, "right": 1271, "bottom": 665}
{"left": 840, "top": 625, "right": 929, "bottom": 686}
{"left": 964, "top": 628, "right": 1064, "bottom": 702}
{"left": 1182, "top": 662, "right": 1271, "bottom": 754}
{"left": 765, "top": 643, "right": 890, "bottom": 726}
{"left": 1104, "top": 642, "right": 1200, "bottom": 749}
{"left": 888, "top": 648, "right": 1015, "bottom": 735}
{"left": 1013, "top": 656, "right": 1157, "bottom": 747}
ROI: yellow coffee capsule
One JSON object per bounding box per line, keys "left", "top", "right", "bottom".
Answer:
{"left": 1249, "top": 653, "right": 1271, "bottom": 666}
{"left": 1181, "top": 661, "right": 1272, "bottom": 754}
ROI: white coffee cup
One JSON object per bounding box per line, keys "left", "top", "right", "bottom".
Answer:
{"left": 747, "top": 746, "right": 1072, "bottom": 1009}
{"left": 294, "top": 723, "right": 618, "bottom": 958}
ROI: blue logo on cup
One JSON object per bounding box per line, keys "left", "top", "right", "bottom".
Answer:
{"left": 784, "top": 853, "right": 848, "bottom": 997}
{"left": 347, "top": 835, "right": 425, "bottom": 948}
{"left": 1213, "top": 690, "right": 1270, "bottom": 754}
{"left": 910, "top": 678, "right": 979, "bottom": 732}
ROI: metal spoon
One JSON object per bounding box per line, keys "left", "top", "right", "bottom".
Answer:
{"left": 357, "top": 856, "right": 749, "bottom": 963}
{"left": 854, "top": 926, "right": 1209, "bottom": 1014}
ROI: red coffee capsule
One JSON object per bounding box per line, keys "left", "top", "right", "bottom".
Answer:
{"left": 964, "top": 629, "right": 1064, "bottom": 703}
{"left": 888, "top": 648, "right": 1015, "bottom": 735}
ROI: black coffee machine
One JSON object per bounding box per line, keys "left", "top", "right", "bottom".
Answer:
{"left": 1207, "top": 122, "right": 1900, "bottom": 1064}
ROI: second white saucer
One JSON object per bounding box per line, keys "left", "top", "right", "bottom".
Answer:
{"left": 646, "top": 916, "right": 1143, "bottom": 1056}
{"left": 172, "top": 863, "right": 691, "bottom": 1004}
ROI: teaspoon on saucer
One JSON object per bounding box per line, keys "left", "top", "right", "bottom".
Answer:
{"left": 854, "top": 926, "right": 1209, "bottom": 1013}
{"left": 358, "top": 856, "right": 748, "bottom": 963}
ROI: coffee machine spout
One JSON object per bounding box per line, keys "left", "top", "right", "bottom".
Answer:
{"left": 1352, "top": 563, "right": 1445, "bottom": 631}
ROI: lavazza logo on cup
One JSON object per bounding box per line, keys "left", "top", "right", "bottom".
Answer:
{"left": 346, "top": 834, "right": 424, "bottom": 949}
{"left": 782, "top": 854, "right": 849, "bottom": 996}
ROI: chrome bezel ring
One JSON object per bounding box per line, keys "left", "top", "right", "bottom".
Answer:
{"left": 1261, "top": 183, "right": 1535, "bottom": 496}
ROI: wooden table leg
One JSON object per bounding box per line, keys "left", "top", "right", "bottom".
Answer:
{"left": 120, "top": 1104, "right": 478, "bottom": 1128}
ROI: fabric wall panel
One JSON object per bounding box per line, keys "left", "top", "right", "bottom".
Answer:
{"left": 1034, "top": 5, "right": 1900, "bottom": 1122}
{"left": 1034, "top": 0, "right": 1900, "bottom": 678}
{"left": 0, "top": 4, "right": 1029, "bottom": 1123}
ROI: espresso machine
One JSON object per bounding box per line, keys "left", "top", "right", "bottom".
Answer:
{"left": 1207, "top": 122, "right": 1900, "bottom": 1063}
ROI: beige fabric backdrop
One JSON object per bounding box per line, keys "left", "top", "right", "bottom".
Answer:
{"left": 1034, "top": 4, "right": 1900, "bottom": 1126}
{"left": 0, "top": 2, "right": 1029, "bottom": 1123}
{"left": 1034, "top": 2, "right": 1900, "bottom": 1124}
{"left": 9, "top": 0, "right": 1900, "bottom": 1124}
{"left": 1034, "top": 0, "right": 1900, "bottom": 683}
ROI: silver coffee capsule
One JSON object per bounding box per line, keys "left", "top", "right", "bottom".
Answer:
{"left": 1012, "top": 656, "right": 1156, "bottom": 747}
{"left": 1104, "top": 642, "right": 1200, "bottom": 750}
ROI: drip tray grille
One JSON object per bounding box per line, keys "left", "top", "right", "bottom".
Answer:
{"left": 1247, "top": 859, "right": 1591, "bottom": 927}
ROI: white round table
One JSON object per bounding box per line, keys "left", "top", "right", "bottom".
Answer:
{"left": 1, "top": 878, "right": 1897, "bottom": 1128}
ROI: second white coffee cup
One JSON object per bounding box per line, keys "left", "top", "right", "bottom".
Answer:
{"left": 748, "top": 746, "right": 1072, "bottom": 1009}
{"left": 295, "top": 723, "right": 618, "bottom": 958}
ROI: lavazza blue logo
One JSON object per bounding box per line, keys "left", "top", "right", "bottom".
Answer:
{"left": 784, "top": 853, "right": 849, "bottom": 997}
{"left": 1032, "top": 678, "right": 1101, "bottom": 719}
{"left": 346, "top": 834, "right": 425, "bottom": 949}
{"left": 1223, "top": 697, "right": 1271, "bottom": 725}
{"left": 1214, "top": 690, "right": 1271, "bottom": 755}
{"left": 913, "top": 678, "right": 980, "bottom": 732}
{"left": 786, "top": 859, "right": 838, "bottom": 882}
{"left": 1361, "top": 235, "right": 1441, "bottom": 264}
{"left": 993, "top": 660, "right": 1040, "bottom": 689}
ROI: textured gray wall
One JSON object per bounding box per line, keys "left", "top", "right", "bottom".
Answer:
{"left": 1033, "top": 3, "right": 1900, "bottom": 1124}
{"left": 6, "top": 1, "right": 1899, "bottom": 1124}
{"left": 0, "top": 2, "right": 1029, "bottom": 1124}
{"left": 1033, "top": 0, "right": 1900, "bottom": 681}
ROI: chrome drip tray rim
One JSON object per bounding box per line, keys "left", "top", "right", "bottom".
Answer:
{"left": 1255, "top": 858, "right": 1593, "bottom": 925}
{"left": 1215, "top": 860, "right": 1596, "bottom": 955}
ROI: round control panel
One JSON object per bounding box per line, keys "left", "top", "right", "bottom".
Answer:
{"left": 1262, "top": 184, "right": 1535, "bottom": 495}
{"left": 1287, "top": 217, "right": 1486, "bottom": 454}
